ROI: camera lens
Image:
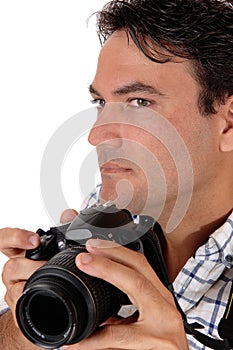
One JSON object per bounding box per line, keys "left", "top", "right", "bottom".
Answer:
{"left": 28, "top": 293, "right": 69, "bottom": 336}
{"left": 16, "top": 275, "right": 88, "bottom": 348}
{"left": 16, "top": 249, "right": 124, "bottom": 348}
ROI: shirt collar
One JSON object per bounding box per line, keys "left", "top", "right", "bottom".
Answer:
{"left": 195, "top": 212, "right": 233, "bottom": 269}
{"left": 173, "top": 211, "right": 233, "bottom": 310}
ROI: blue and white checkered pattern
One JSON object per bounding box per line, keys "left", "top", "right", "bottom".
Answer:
{"left": 80, "top": 182, "right": 102, "bottom": 209}
{"left": 1, "top": 184, "right": 233, "bottom": 350}
{"left": 174, "top": 217, "right": 233, "bottom": 349}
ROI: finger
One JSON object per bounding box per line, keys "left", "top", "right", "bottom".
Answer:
{"left": 75, "top": 253, "right": 183, "bottom": 347}
{"left": 102, "top": 311, "right": 139, "bottom": 325}
{"left": 5, "top": 283, "right": 25, "bottom": 326}
{"left": 64, "top": 323, "right": 171, "bottom": 350}
{"left": 75, "top": 251, "right": 163, "bottom": 310}
{"left": 86, "top": 239, "right": 157, "bottom": 280}
{"left": 85, "top": 239, "right": 173, "bottom": 302}
{"left": 4, "top": 281, "right": 26, "bottom": 321}
{"left": 2, "top": 257, "right": 45, "bottom": 287}
{"left": 60, "top": 209, "right": 78, "bottom": 224}
{"left": 0, "top": 228, "right": 40, "bottom": 257}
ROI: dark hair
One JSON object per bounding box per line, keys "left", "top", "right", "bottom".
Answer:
{"left": 96, "top": 0, "right": 233, "bottom": 116}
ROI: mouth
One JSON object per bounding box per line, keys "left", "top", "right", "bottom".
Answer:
{"left": 100, "top": 162, "right": 132, "bottom": 175}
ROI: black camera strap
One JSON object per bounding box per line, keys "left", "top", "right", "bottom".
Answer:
{"left": 218, "top": 283, "right": 233, "bottom": 348}
{"left": 142, "top": 223, "right": 233, "bottom": 350}
{"left": 174, "top": 292, "right": 232, "bottom": 350}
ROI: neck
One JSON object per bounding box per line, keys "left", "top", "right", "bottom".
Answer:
{"left": 157, "top": 186, "right": 233, "bottom": 281}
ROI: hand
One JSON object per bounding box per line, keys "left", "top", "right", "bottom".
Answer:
{"left": 0, "top": 227, "right": 42, "bottom": 322}
{"left": 0, "top": 209, "right": 78, "bottom": 324}
{"left": 64, "top": 239, "right": 189, "bottom": 350}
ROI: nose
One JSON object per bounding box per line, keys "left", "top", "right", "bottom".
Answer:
{"left": 88, "top": 104, "right": 123, "bottom": 147}
{"left": 88, "top": 121, "right": 122, "bottom": 147}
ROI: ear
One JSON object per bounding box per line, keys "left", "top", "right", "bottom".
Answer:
{"left": 219, "top": 96, "right": 233, "bottom": 152}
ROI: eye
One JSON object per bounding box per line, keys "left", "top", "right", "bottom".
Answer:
{"left": 129, "top": 98, "right": 151, "bottom": 108}
{"left": 90, "top": 99, "right": 106, "bottom": 108}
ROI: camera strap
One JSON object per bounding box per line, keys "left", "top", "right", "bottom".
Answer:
{"left": 174, "top": 292, "right": 232, "bottom": 350}
{"left": 218, "top": 282, "right": 233, "bottom": 347}
{"left": 141, "top": 223, "right": 233, "bottom": 350}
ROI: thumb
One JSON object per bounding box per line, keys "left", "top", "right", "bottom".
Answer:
{"left": 60, "top": 209, "right": 78, "bottom": 224}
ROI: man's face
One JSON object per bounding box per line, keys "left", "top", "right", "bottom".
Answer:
{"left": 88, "top": 31, "right": 220, "bottom": 220}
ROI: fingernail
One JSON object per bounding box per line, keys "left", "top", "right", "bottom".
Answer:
{"left": 87, "top": 238, "right": 118, "bottom": 249}
{"left": 62, "top": 346, "right": 69, "bottom": 349}
{"left": 87, "top": 238, "right": 102, "bottom": 247}
{"left": 60, "top": 209, "right": 78, "bottom": 224}
{"left": 29, "top": 235, "right": 38, "bottom": 247}
{"left": 80, "top": 253, "right": 92, "bottom": 264}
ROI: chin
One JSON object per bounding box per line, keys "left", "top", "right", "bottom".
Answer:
{"left": 100, "top": 183, "right": 147, "bottom": 215}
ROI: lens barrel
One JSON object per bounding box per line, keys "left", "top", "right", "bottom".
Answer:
{"left": 16, "top": 248, "right": 124, "bottom": 349}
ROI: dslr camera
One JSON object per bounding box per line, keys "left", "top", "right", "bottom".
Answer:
{"left": 16, "top": 204, "right": 164, "bottom": 349}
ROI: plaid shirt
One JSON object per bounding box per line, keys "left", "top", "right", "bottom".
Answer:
{"left": 174, "top": 215, "right": 233, "bottom": 349}
{"left": 1, "top": 184, "right": 233, "bottom": 350}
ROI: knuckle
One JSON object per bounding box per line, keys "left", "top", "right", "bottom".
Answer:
{"left": 102, "top": 324, "right": 144, "bottom": 349}
{"left": 134, "top": 273, "right": 150, "bottom": 294}
{"left": 103, "top": 324, "right": 115, "bottom": 342}
{"left": 10, "top": 228, "right": 26, "bottom": 243}
{"left": 3, "top": 257, "right": 44, "bottom": 284}
{"left": 11, "top": 282, "right": 25, "bottom": 300}
{"left": 103, "top": 324, "right": 127, "bottom": 346}
{"left": 97, "top": 255, "right": 114, "bottom": 274}
{"left": 129, "top": 251, "right": 151, "bottom": 274}
{"left": 5, "top": 282, "right": 25, "bottom": 310}
{"left": 135, "top": 251, "right": 148, "bottom": 267}
{"left": 2, "top": 258, "right": 17, "bottom": 281}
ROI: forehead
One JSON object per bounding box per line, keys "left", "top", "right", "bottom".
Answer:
{"left": 100, "top": 30, "right": 148, "bottom": 63}
{"left": 96, "top": 31, "right": 156, "bottom": 80}
{"left": 93, "top": 30, "right": 195, "bottom": 92}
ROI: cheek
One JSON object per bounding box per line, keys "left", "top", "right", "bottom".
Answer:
{"left": 133, "top": 129, "right": 179, "bottom": 174}
{"left": 171, "top": 115, "right": 221, "bottom": 189}
{"left": 130, "top": 131, "right": 180, "bottom": 199}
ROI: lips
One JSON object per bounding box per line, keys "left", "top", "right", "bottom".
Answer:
{"left": 100, "top": 162, "right": 132, "bottom": 174}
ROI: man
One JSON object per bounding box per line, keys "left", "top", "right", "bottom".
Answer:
{"left": 0, "top": 0, "right": 232, "bottom": 349}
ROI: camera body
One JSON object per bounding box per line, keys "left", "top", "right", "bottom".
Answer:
{"left": 16, "top": 204, "right": 157, "bottom": 349}
{"left": 25, "top": 203, "right": 146, "bottom": 261}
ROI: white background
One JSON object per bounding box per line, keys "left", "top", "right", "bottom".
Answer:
{"left": 0, "top": 0, "right": 107, "bottom": 300}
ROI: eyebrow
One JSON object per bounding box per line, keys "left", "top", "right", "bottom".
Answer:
{"left": 89, "top": 81, "right": 165, "bottom": 97}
